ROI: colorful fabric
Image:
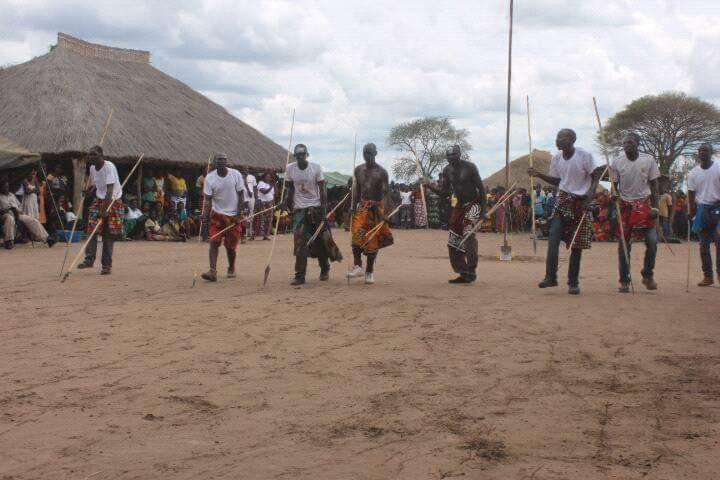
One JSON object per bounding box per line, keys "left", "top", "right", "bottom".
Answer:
{"left": 209, "top": 210, "right": 241, "bottom": 249}
{"left": 292, "top": 207, "right": 342, "bottom": 262}
{"left": 552, "top": 190, "right": 593, "bottom": 250}
{"left": 617, "top": 196, "right": 656, "bottom": 242}
{"left": 87, "top": 198, "right": 124, "bottom": 239}
{"left": 351, "top": 200, "right": 394, "bottom": 254}
{"left": 413, "top": 196, "right": 427, "bottom": 227}
{"left": 447, "top": 199, "right": 483, "bottom": 253}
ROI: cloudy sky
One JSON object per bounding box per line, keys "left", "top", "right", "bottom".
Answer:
{"left": 1, "top": 0, "right": 718, "bottom": 177}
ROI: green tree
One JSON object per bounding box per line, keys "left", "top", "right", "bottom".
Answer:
{"left": 387, "top": 116, "right": 471, "bottom": 181}
{"left": 601, "top": 92, "right": 720, "bottom": 177}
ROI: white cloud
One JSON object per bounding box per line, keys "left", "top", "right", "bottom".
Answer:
{"left": 0, "top": 0, "right": 718, "bottom": 177}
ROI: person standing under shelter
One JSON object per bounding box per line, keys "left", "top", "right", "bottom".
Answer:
{"left": 528, "top": 129, "right": 602, "bottom": 295}
{"left": 609, "top": 133, "right": 661, "bottom": 292}
{"left": 0, "top": 178, "right": 54, "bottom": 249}
{"left": 688, "top": 143, "right": 720, "bottom": 286}
{"left": 241, "top": 166, "right": 258, "bottom": 241}
{"left": 256, "top": 173, "right": 275, "bottom": 240}
{"left": 77, "top": 146, "right": 123, "bottom": 275}
{"left": 201, "top": 153, "right": 246, "bottom": 282}
{"left": 167, "top": 172, "right": 188, "bottom": 210}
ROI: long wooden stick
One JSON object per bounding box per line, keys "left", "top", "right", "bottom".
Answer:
{"left": 61, "top": 153, "right": 145, "bottom": 282}
{"left": 347, "top": 134, "right": 358, "bottom": 285}
{"left": 306, "top": 192, "right": 349, "bottom": 247}
{"left": 196, "top": 154, "right": 213, "bottom": 244}
{"left": 358, "top": 204, "right": 403, "bottom": 249}
{"left": 263, "top": 109, "right": 295, "bottom": 286}
{"left": 457, "top": 182, "right": 517, "bottom": 248}
{"left": 527, "top": 95, "right": 537, "bottom": 253}
{"left": 59, "top": 108, "right": 114, "bottom": 279}
{"left": 210, "top": 204, "right": 277, "bottom": 241}
{"left": 594, "top": 97, "right": 634, "bottom": 293}
{"left": 38, "top": 158, "right": 66, "bottom": 232}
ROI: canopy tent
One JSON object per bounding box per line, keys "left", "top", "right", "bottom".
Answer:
{"left": 324, "top": 171, "right": 351, "bottom": 188}
{"left": 483, "top": 149, "right": 552, "bottom": 191}
{"left": 0, "top": 136, "right": 40, "bottom": 171}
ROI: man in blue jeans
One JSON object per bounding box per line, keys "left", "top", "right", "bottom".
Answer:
{"left": 609, "top": 133, "right": 661, "bottom": 292}
{"left": 688, "top": 143, "right": 720, "bottom": 287}
{"left": 528, "top": 129, "right": 602, "bottom": 295}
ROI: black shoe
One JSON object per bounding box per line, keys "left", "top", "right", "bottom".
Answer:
{"left": 568, "top": 284, "right": 581, "bottom": 295}
{"left": 319, "top": 270, "right": 329, "bottom": 281}
{"left": 618, "top": 282, "right": 631, "bottom": 293}
{"left": 538, "top": 277, "right": 558, "bottom": 288}
{"left": 47, "top": 237, "right": 56, "bottom": 248}
{"left": 448, "top": 276, "right": 470, "bottom": 284}
{"left": 465, "top": 272, "right": 477, "bottom": 283}
{"left": 100, "top": 266, "right": 112, "bottom": 275}
{"left": 3, "top": 240, "right": 13, "bottom": 250}
{"left": 77, "top": 261, "right": 94, "bottom": 269}
{"left": 291, "top": 276, "right": 305, "bottom": 286}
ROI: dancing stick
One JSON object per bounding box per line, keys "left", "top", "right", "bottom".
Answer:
{"left": 347, "top": 134, "right": 358, "bottom": 285}
{"left": 209, "top": 204, "right": 278, "bottom": 241}
{"left": 594, "top": 97, "right": 634, "bottom": 294}
{"left": 359, "top": 204, "right": 403, "bottom": 249}
{"left": 527, "top": 95, "right": 537, "bottom": 253}
{"left": 59, "top": 108, "right": 114, "bottom": 279}
{"left": 457, "top": 182, "right": 518, "bottom": 248}
{"left": 501, "top": 0, "right": 515, "bottom": 259}
{"left": 263, "top": 109, "right": 295, "bottom": 286}
{"left": 61, "top": 153, "right": 145, "bottom": 282}
{"left": 306, "top": 192, "right": 349, "bottom": 247}
{"left": 196, "top": 154, "right": 213, "bottom": 244}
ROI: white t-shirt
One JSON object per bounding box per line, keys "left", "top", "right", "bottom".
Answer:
{"left": 286, "top": 162, "right": 324, "bottom": 209}
{"left": 257, "top": 181, "right": 275, "bottom": 202}
{"left": 609, "top": 152, "right": 661, "bottom": 201}
{"left": 548, "top": 148, "right": 599, "bottom": 196}
{"left": 400, "top": 191, "right": 412, "bottom": 205}
{"left": 89, "top": 161, "right": 122, "bottom": 200}
{"left": 688, "top": 161, "right": 720, "bottom": 205}
{"left": 203, "top": 168, "right": 246, "bottom": 216}
{"left": 243, "top": 174, "right": 257, "bottom": 201}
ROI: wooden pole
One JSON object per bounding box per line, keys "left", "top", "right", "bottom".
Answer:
{"left": 526, "top": 95, "right": 537, "bottom": 253}
{"left": 685, "top": 159, "right": 692, "bottom": 293}
{"left": 263, "top": 109, "right": 295, "bottom": 286}
{"left": 593, "top": 97, "right": 634, "bottom": 293}
{"left": 413, "top": 155, "right": 430, "bottom": 229}
{"left": 61, "top": 153, "right": 145, "bottom": 282}
{"left": 306, "top": 192, "right": 349, "bottom": 247}
{"left": 502, "top": 0, "right": 514, "bottom": 255}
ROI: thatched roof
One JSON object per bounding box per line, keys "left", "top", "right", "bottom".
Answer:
{"left": 0, "top": 33, "right": 287, "bottom": 170}
{"left": 0, "top": 136, "right": 39, "bottom": 170}
{"left": 483, "top": 149, "right": 553, "bottom": 191}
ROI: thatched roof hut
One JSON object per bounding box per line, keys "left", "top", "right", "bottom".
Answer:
{"left": 0, "top": 33, "right": 287, "bottom": 170}
{"left": 483, "top": 149, "right": 553, "bottom": 191}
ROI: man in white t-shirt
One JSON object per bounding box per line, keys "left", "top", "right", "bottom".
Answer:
{"left": 688, "top": 143, "right": 720, "bottom": 286}
{"left": 241, "top": 167, "right": 258, "bottom": 240}
{"left": 529, "top": 129, "right": 602, "bottom": 294}
{"left": 200, "top": 153, "right": 246, "bottom": 282}
{"left": 283, "top": 144, "right": 342, "bottom": 285}
{"left": 77, "top": 145, "right": 123, "bottom": 275}
{"left": 609, "top": 133, "right": 661, "bottom": 292}
{"left": 399, "top": 187, "right": 413, "bottom": 229}
{"left": 256, "top": 172, "right": 275, "bottom": 240}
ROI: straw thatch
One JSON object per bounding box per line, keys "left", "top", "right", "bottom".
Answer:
{"left": 0, "top": 33, "right": 287, "bottom": 169}
{"left": 0, "top": 136, "right": 39, "bottom": 170}
{"left": 483, "top": 149, "right": 552, "bottom": 191}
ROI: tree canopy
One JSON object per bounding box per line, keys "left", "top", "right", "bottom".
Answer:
{"left": 387, "top": 116, "right": 471, "bottom": 182}
{"left": 601, "top": 92, "right": 720, "bottom": 176}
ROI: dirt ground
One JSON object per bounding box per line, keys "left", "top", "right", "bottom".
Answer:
{"left": 1, "top": 229, "right": 719, "bottom": 480}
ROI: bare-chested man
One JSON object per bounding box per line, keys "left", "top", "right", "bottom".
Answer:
{"left": 347, "top": 143, "right": 394, "bottom": 284}
{"left": 425, "top": 145, "right": 486, "bottom": 284}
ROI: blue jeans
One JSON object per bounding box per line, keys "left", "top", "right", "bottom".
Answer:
{"left": 699, "top": 227, "right": 720, "bottom": 277}
{"left": 618, "top": 228, "right": 657, "bottom": 283}
{"left": 546, "top": 216, "right": 583, "bottom": 286}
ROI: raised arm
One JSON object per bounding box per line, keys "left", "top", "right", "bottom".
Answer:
{"left": 424, "top": 167, "right": 451, "bottom": 197}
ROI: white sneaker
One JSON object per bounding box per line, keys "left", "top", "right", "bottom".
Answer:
{"left": 365, "top": 272, "right": 375, "bottom": 284}
{"left": 347, "top": 265, "right": 364, "bottom": 278}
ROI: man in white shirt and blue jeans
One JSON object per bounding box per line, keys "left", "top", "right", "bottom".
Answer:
{"left": 688, "top": 143, "right": 720, "bottom": 286}
{"left": 529, "top": 129, "right": 602, "bottom": 295}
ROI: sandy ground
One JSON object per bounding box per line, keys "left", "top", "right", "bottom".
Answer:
{"left": 1, "top": 229, "right": 719, "bottom": 480}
